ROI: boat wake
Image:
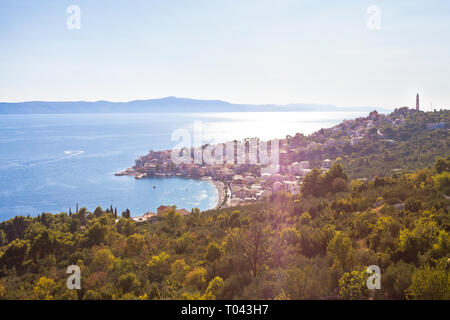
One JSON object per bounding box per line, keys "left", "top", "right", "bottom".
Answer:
{"left": 63, "top": 150, "right": 84, "bottom": 157}
{"left": 0, "top": 150, "right": 85, "bottom": 168}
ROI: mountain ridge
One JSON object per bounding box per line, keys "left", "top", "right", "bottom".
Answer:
{"left": 0, "top": 96, "right": 389, "bottom": 114}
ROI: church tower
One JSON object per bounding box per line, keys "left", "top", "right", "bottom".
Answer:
{"left": 416, "top": 93, "right": 420, "bottom": 111}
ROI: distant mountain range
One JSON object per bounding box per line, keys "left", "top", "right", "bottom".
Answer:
{"left": 0, "top": 96, "right": 390, "bottom": 114}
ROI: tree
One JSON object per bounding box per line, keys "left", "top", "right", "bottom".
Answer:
{"left": 185, "top": 267, "right": 207, "bottom": 291}
{"left": 92, "top": 248, "right": 115, "bottom": 272}
{"left": 84, "top": 271, "right": 108, "bottom": 291}
{"left": 85, "top": 222, "right": 107, "bottom": 247}
{"left": 406, "top": 259, "right": 450, "bottom": 299}
{"left": 433, "top": 171, "right": 450, "bottom": 195}
{"left": 327, "top": 231, "right": 354, "bottom": 272}
{"left": 117, "top": 273, "right": 141, "bottom": 295}
{"left": 77, "top": 207, "right": 88, "bottom": 225}
{"left": 383, "top": 261, "right": 416, "bottom": 299}
{"left": 164, "top": 207, "right": 181, "bottom": 229}
{"left": 240, "top": 223, "right": 269, "bottom": 278}
{"left": 122, "top": 209, "right": 131, "bottom": 219}
{"left": 432, "top": 230, "right": 450, "bottom": 258}
{"left": 0, "top": 239, "right": 30, "bottom": 270}
{"left": 229, "top": 211, "right": 241, "bottom": 228}
{"left": 170, "top": 259, "right": 189, "bottom": 284}
{"left": 0, "top": 229, "right": 7, "bottom": 246}
{"left": 205, "top": 276, "right": 224, "bottom": 299}
{"left": 298, "top": 211, "right": 311, "bottom": 226}
{"left": 434, "top": 157, "right": 449, "bottom": 174}
{"left": 174, "top": 232, "right": 193, "bottom": 254}
{"left": 125, "top": 233, "right": 145, "bottom": 257}
{"left": 338, "top": 270, "right": 368, "bottom": 300}
{"left": 83, "top": 290, "right": 102, "bottom": 300}
{"left": 282, "top": 266, "right": 310, "bottom": 299}
{"left": 147, "top": 252, "right": 171, "bottom": 282}
{"left": 320, "top": 162, "right": 348, "bottom": 195}
{"left": 331, "top": 177, "right": 348, "bottom": 193}
{"left": 405, "top": 199, "right": 422, "bottom": 212}
{"left": 398, "top": 216, "right": 439, "bottom": 263}
{"left": 205, "top": 242, "right": 222, "bottom": 263}
{"left": 302, "top": 168, "right": 321, "bottom": 197}
{"left": 30, "top": 229, "right": 55, "bottom": 259}
{"left": 281, "top": 227, "right": 300, "bottom": 246}
{"left": 24, "top": 222, "right": 46, "bottom": 241}
{"left": 93, "top": 206, "right": 104, "bottom": 218}
{"left": 33, "top": 277, "right": 56, "bottom": 300}
{"left": 117, "top": 219, "right": 136, "bottom": 236}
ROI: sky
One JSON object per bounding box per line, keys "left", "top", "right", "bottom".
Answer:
{"left": 1, "top": 0, "right": 449, "bottom": 110}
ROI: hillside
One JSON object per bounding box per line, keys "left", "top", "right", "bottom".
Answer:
{"left": 0, "top": 97, "right": 385, "bottom": 114}
{"left": 0, "top": 157, "right": 449, "bottom": 300}
{"left": 285, "top": 108, "right": 449, "bottom": 178}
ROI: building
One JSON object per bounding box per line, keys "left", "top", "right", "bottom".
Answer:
{"left": 416, "top": 93, "right": 420, "bottom": 111}
{"left": 270, "top": 174, "right": 283, "bottom": 183}
{"left": 299, "top": 161, "right": 310, "bottom": 169}
{"left": 132, "top": 211, "right": 158, "bottom": 222}
{"left": 283, "top": 181, "right": 300, "bottom": 195}
{"left": 427, "top": 122, "right": 446, "bottom": 130}
{"left": 260, "top": 165, "right": 280, "bottom": 176}
{"left": 287, "top": 161, "right": 310, "bottom": 174}
{"left": 232, "top": 175, "right": 246, "bottom": 185}
{"left": 229, "top": 198, "right": 244, "bottom": 207}
{"left": 298, "top": 168, "right": 311, "bottom": 177}
{"left": 176, "top": 209, "right": 190, "bottom": 216}
{"left": 322, "top": 159, "right": 333, "bottom": 169}
{"left": 157, "top": 205, "right": 170, "bottom": 215}
{"left": 272, "top": 181, "right": 283, "bottom": 192}
{"left": 244, "top": 175, "right": 256, "bottom": 185}
{"left": 250, "top": 184, "right": 262, "bottom": 192}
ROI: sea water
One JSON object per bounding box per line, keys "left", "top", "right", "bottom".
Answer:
{"left": 0, "top": 111, "right": 367, "bottom": 220}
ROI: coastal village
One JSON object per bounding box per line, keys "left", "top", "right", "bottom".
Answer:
{"left": 116, "top": 97, "right": 448, "bottom": 222}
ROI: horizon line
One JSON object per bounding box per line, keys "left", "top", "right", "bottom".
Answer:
{"left": 0, "top": 95, "right": 395, "bottom": 111}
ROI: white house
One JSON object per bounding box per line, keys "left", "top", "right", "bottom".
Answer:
{"left": 322, "top": 159, "right": 333, "bottom": 169}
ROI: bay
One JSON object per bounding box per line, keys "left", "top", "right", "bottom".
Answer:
{"left": 0, "top": 111, "right": 367, "bottom": 220}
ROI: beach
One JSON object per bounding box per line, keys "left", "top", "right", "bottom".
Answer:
{"left": 210, "top": 179, "right": 228, "bottom": 209}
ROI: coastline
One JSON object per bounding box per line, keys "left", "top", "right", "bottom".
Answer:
{"left": 209, "top": 178, "right": 228, "bottom": 210}
{"left": 116, "top": 170, "right": 227, "bottom": 212}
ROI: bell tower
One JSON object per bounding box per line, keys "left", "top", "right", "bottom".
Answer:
{"left": 416, "top": 93, "right": 420, "bottom": 111}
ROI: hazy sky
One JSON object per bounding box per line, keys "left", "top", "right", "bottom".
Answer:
{"left": 1, "top": 0, "right": 449, "bottom": 110}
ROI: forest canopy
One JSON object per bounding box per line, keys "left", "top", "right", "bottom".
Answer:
{"left": 0, "top": 157, "right": 449, "bottom": 300}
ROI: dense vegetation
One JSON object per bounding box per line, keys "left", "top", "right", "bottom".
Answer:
{"left": 0, "top": 157, "right": 449, "bottom": 300}
{"left": 286, "top": 109, "right": 449, "bottom": 178}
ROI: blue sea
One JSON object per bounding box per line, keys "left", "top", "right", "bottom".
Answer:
{"left": 0, "top": 111, "right": 367, "bottom": 221}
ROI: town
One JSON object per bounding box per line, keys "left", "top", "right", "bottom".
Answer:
{"left": 115, "top": 96, "right": 447, "bottom": 221}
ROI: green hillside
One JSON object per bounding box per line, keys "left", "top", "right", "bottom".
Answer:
{"left": 1, "top": 157, "right": 449, "bottom": 300}
{"left": 285, "top": 109, "right": 449, "bottom": 178}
